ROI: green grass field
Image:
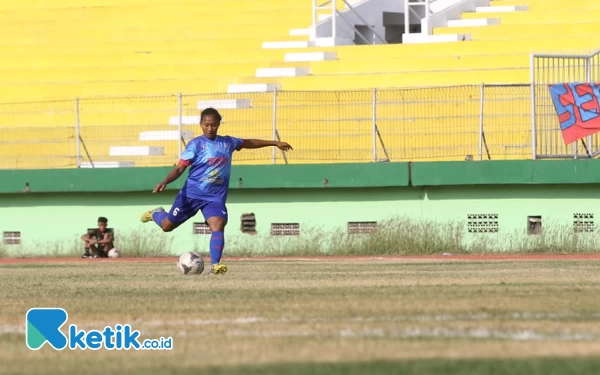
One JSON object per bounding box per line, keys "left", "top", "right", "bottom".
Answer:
{"left": 2, "top": 258, "right": 600, "bottom": 375}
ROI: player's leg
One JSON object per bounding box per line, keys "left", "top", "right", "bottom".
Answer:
{"left": 202, "top": 202, "right": 228, "bottom": 275}
{"left": 81, "top": 240, "right": 92, "bottom": 258}
{"left": 88, "top": 243, "right": 99, "bottom": 258}
{"left": 141, "top": 193, "right": 200, "bottom": 232}
{"left": 94, "top": 245, "right": 109, "bottom": 258}
{"left": 141, "top": 207, "right": 166, "bottom": 224}
{"left": 144, "top": 193, "right": 202, "bottom": 232}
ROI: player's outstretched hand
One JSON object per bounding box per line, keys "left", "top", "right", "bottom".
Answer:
{"left": 153, "top": 181, "right": 167, "bottom": 193}
{"left": 276, "top": 142, "right": 293, "bottom": 151}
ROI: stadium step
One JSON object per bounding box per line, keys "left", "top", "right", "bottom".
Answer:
{"left": 80, "top": 161, "right": 135, "bottom": 168}
{"left": 256, "top": 67, "right": 311, "bottom": 78}
{"left": 0, "top": 0, "right": 308, "bottom": 11}
{"left": 139, "top": 130, "right": 194, "bottom": 141}
{"left": 447, "top": 18, "right": 501, "bottom": 27}
{"left": 284, "top": 52, "right": 337, "bottom": 62}
{"left": 109, "top": 146, "right": 164, "bottom": 156}
{"left": 289, "top": 28, "right": 310, "bottom": 36}
{"left": 263, "top": 38, "right": 354, "bottom": 50}
{"left": 242, "top": 68, "right": 531, "bottom": 91}
{"left": 309, "top": 37, "right": 355, "bottom": 47}
{"left": 463, "top": 9, "right": 600, "bottom": 20}
{"left": 403, "top": 33, "right": 472, "bottom": 44}
{"left": 168, "top": 116, "right": 201, "bottom": 126}
{"left": 435, "top": 23, "right": 600, "bottom": 39}
{"left": 483, "top": 0, "right": 599, "bottom": 10}
{"left": 475, "top": 5, "right": 529, "bottom": 13}
{"left": 196, "top": 99, "right": 253, "bottom": 110}
{"left": 227, "top": 83, "right": 280, "bottom": 94}
{"left": 308, "top": 54, "right": 529, "bottom": 75}
{"left": 263, "top": 41, "right": 310, "bottom": 49}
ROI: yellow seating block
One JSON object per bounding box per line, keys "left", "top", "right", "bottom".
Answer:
{"left": 0, "top": 0, "right": 590, "bottom": 168}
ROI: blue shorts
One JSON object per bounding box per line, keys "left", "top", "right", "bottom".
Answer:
{"left": 167, "top": 193, "right": 228, "bottom": 224}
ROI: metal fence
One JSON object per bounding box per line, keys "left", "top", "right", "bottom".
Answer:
{"left": 0, "top": 84, "right": 535, "bottom": 170}
{"left": 2, "top": 47, "right": 600, "bottom": 170}
{"left": 531, "top": 48, "right": 600, "bottom": 159}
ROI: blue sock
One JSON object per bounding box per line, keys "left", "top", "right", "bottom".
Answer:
{"left": 209, "top": 231, "right": 225, "bottom": 264}
{"left": 152, "top": 211, "right": 168, "bottom": 228}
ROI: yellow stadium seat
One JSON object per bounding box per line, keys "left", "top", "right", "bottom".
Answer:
{"left": 0, "top": 0, "right": 594, "bottom": 168}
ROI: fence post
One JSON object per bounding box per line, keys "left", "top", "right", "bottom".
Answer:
{"left": 272, "top": 88, "right": 278, "bottom": 164}
{"left": 479, "top": 83, "right": 484, "bottom": 161}
{"left": 586, "top": 55, "right": 593, "bottom": 153}
{"left": 178, "top": 93, "right": 183, "bottom": 158}
{"left": 530, "top": 53, "right": 537, "bottom": 160}
{"left": 75, "top": 98, "right": 81, "bottom": 168}
{"left": 372, "top": 88, "right": 378, "bottom": 162}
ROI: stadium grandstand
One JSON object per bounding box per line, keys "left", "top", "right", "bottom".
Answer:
{"left": 0, "top": 0, "right": 598, "bottom": 169}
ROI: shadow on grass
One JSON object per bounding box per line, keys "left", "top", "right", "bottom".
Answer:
{"left": 133, "top": 357, "right": 600, "bottom": 375}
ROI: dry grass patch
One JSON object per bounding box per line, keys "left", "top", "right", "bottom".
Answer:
{"left": 1, "top": 259, "right": 600, "bottom": 375}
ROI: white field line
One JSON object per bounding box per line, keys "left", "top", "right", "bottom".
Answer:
{"left": 132, "top": 311, "right": 600, "bottom": 327}
{"left": 226, "top": 327, "right": 600, "bottom": 341}
{"left": 4, "top": 312, "right": 600, "bottom": 336}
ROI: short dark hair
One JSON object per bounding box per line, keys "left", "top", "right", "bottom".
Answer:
{"left": 98, "top": 217, "right": 108, "bottom": 224}
{"left": 200, "top": 107, "right": 222, "bottom": 122}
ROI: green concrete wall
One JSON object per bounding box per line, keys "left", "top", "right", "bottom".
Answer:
{"left": 0, "top": 163, "right": 410, "bottom": 194}
{"left": 1, "top": 161, "right": 600, "bottom": 255}
{"left": 0, "top": 188, "right": 419, "bottom": 254}
{"left": 2, "top": 185, "right": 600, "bottom": 255}
{"left": 3, "top": 159, "right": 600, "bottom": 194}
{"left": 411, "top": 160, "right": 600, "bottom": 186}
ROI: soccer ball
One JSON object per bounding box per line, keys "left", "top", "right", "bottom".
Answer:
{"left": 108, "top": 248, "right": 120, "bottom": 258}
{"left": 177, "top": 251, "right": 204, "bottom": 275}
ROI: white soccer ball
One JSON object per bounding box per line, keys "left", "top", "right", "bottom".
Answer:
{"left": 177, "top": 251, "right": 204, "bottom": 275}
{"left": 108, "top": 248, "right": 120, "bottom": 258}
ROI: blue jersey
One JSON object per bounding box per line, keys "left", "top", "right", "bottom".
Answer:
{"left": 179, "top": 135, "right": 244, "bottom": 202}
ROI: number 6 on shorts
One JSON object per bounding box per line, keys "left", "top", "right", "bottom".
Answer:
{"left": 173, "top": 207, "right": 180, "bottom": 216}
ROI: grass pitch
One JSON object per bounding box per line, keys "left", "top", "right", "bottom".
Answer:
{"left": 1, "top": 258, "right": 600, "bottom": 375}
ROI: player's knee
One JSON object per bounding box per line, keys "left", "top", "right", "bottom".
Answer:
{"left": 207, "top": 218, "right": 226, "bottom": 232}
{"left": 161, "top": 220, "right": 177, "bottom": 232}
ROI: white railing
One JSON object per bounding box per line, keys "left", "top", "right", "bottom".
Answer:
{"left": 404, "top": 0, "right": 430, "bottom": 37}
{"left": 404, "top": 0, "right": 489, "bottom": 39}
{"left": 311, "top": 0, "right": 388, "bottom": 45}
{"left": 312, "top": 0, "right": 337, "bottom": 40}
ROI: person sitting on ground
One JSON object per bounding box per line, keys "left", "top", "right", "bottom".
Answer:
{"left": 81, "top": 217, "right": 114, "bottom": 258}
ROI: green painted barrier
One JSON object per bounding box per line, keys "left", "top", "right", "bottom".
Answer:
{"left": 411, "top": 160, "right": 600, "bottom": 186}
{"left": 0, "top": 162, "right": 410, "bottom": 194}
{"left": 4, "top": 160, "right": 600, "bottom": 194}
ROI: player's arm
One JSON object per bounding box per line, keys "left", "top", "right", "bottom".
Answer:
{"left": 81, "top": 233, "right": 93, "bottom": 245}
{"left": 239, "top": 139, "right": 293, "bottom": 151}
{"left": 97, "top": 232, "right": 113, "bottom": 245}
{"left": 154, "top": 141, "right": 196, "bottom": 193}
{"left": 153, "top": 162, "right": 188, "bottom": 193}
